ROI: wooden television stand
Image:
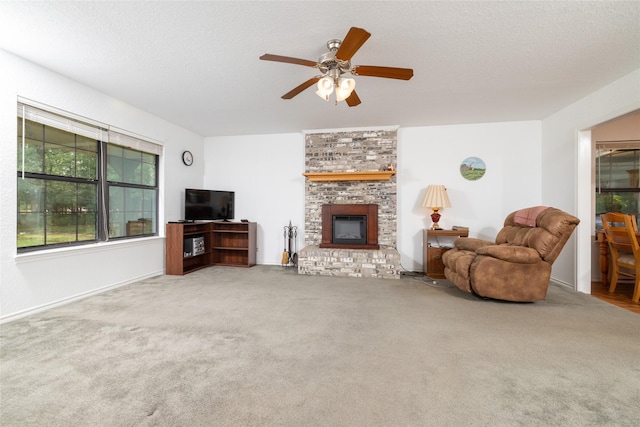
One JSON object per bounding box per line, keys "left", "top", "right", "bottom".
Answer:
{"left": 166, "top": 221, "right": 256, "bottom": 275}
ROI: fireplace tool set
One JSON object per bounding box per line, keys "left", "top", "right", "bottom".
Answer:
{"left": 282, "top": 220, "right": 298, "bottom": 267}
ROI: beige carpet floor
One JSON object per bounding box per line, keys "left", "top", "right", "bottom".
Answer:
{"left": 1, "top": 265, "right": 639, "bottom": 426}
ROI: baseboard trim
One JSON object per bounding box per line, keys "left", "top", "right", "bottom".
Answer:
{"left": 0, "top": 269, "right": 164, "bottom": 324}
{"left": 550, "top": 277, "right": 576, "bottom": 291}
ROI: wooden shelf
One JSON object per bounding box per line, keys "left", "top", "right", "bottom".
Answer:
{"left": 166, "top": 222, "right": 213, "bottom": 275}
{"left": 211, "top": 222, "right": 256, "bottom": 268}
{"left": 303, "top": 171, "right": 396, "bottom": 182}
{"left": 165, "top": 221, "right": 256, "bottom": 275}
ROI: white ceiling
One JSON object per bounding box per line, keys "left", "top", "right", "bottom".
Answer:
{"left": 1, "top": 1, "right": 639, "bottom": 137}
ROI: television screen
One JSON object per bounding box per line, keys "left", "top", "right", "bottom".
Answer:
{"left": 185, "top": 189, "right": 234, "bottom": 221}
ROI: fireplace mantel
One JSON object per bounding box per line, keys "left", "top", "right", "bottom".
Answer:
{"left": 303, "top": 171, "right": 396, "bottom": 182}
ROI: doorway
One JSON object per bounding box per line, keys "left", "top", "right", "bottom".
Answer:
{"left": 576, "top": 110, "right": 640, "bottom": 299}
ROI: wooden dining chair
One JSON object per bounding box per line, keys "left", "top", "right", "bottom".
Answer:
{"left": 600, "top": 212, "right": 640, "bottom": 303}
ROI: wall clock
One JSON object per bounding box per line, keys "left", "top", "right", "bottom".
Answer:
{"left": 182, "top": 150, "right": 193, "bottom": 166}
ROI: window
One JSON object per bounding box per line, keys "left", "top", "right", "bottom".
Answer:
{"left": 595, "top": 143, "right": 640, "bottom": 229}
{"left": 17, "top": 103, "right": 160, "bottom": 251}
{"left": 106, "top": 144, "right": 157, "bottom": 238}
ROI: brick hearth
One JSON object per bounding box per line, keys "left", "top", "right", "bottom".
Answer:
{"left": 298, "top": 246, "right": 400, "bottom": 279}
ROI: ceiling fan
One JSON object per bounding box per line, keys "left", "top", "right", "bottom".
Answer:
{"left": 259, "top": 27, "right": 414, "bottom": 107}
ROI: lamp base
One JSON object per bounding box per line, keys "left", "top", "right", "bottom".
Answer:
{"left": 430, "top": 209, "right": 442, "bottom": 230}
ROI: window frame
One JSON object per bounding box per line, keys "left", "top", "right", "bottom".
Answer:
{"left": 17, "top": 101, "right": 161, "bottom": 253}
{"left": 104, "top": 143, "right": 159, "bottom": 240}
{"left": 595, "top": 143, "right": 640, "bottom": 229}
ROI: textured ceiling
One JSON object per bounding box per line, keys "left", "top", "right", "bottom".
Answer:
{"left": 1, "top": 1, "right": 639, "bottom": 137}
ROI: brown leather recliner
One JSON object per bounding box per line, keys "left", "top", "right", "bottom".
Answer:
{"left": 441, "top": 207, "right": 580, "bottom": 302}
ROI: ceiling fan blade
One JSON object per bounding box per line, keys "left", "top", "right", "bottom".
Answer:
{"left": 352, "top": 65, "right": 414, "bottom": 80}
{"left": 345, "top": 90, "right": 361, "bottom": 107}
{"left": 260, "top": 54, "right": 318, "bottom": 68}
{"left": 335, "top": 27, "right": 371, "bottom": 61}
{"left": 282, "top": 76, "right": 321, "bottom": 99}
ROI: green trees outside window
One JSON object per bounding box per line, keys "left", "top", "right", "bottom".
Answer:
{"left": 17, "top": 118, "right": 99, "bottom": 248}
{"left": 17, "top": 112, "right": 159, "bottom": 251}
{"left": 107, "top": 145, "right": 157, "bottom": 238}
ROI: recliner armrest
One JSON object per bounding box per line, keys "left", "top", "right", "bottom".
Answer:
{"left": 476, "top": 245, "right": 541, "bottom": 264}
{"left": 454, "top": 237, "right": 495, "bottom": 252}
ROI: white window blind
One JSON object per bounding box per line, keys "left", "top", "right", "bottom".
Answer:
{"left": 17, "top": 103, "right": 104, "bottom": 140}
{"left": 17, "top": 99, "right": 163, "bottom": 155}
{"left": 108, "top": 129, "right": 163, "bottom": 156}
{"left": 596, "top": 140, "right": 640, "bottom": 150}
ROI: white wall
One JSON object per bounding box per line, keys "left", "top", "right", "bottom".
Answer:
{"left": 204, "top": 121, "right": 542, "bottom": 272}
{"left": 0, "top": 51, "right": 204, "bottom": 320}
{"left": 398, "top": 121, "right": 542, "bottom": 271}
{"left": 542, "top": 68, "right": 640, "bottom": 292}
{"left": 203, "top": 133, "right": 305, "bottom": 265}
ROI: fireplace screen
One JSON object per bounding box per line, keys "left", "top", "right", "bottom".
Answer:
{"left": 332, "top": 215, "right": 366, "bottom": 245}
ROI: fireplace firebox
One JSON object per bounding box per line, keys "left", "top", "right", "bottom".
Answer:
{"left": 333, "top": 215, "right": 367, "bottom": 245}
{"left": 320, "top": 204, "right": 379, "bottom": 249}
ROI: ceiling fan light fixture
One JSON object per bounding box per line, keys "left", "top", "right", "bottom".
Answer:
{"left": 317, "top": 76, "right": 334, "bottom": 93}
{"left": 315, "top": 89, "right": 330, "bottom": 101}
{"left": 315, "top": 76, "right": 334, "bottom": 100}
{"left": 335, "top": 77, "right": 356, "bottom": 102}
{"left": 339, "top": 77, "right": 356, "bottom": 91}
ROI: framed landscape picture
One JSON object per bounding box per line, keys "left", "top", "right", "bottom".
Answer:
{"left": 460, "top": 157, "right": 486, "bottom": 181}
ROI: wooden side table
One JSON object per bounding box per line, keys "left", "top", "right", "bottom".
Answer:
{"left": 423, "top": 229, "right": 469, "bottom": 278}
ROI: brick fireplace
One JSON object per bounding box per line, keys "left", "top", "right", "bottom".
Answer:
{"left": 297, "top": 126, "right": 401, "bottom": 279}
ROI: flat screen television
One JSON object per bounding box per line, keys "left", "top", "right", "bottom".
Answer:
{"left": 184, "top": 189, "right": 235, "bottom": 221}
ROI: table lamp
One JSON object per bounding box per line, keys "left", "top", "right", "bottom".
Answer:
{"left": 422, "top": 185, "right": 451, "bottom": 230}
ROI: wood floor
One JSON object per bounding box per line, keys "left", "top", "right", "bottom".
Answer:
{"left": 591, "top": 281, "right": 640, "bottom": 315}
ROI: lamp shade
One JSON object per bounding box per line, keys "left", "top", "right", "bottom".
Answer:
{"left": 422, "top": 185, "right": 451, "bottom": 209}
